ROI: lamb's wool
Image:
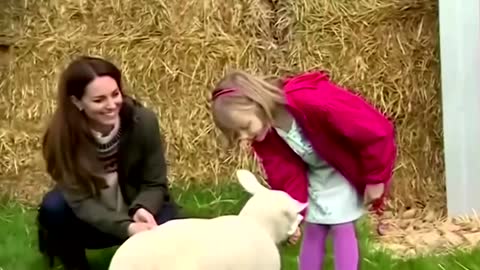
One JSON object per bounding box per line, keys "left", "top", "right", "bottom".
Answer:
{"left": 108, "top": 169, "right": 308, "bottom": 270}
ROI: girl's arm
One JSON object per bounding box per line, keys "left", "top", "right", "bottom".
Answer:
{"left": 307, "top": 79, "right": 397, "bottom": 186}
{"left": 252, "top": 132, "right": 309, "bottom": 216}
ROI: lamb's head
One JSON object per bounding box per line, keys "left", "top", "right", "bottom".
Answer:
{"left": 236, "top": 169, "right": 308, "bottom": 244}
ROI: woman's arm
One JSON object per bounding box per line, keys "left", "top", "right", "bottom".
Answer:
{"left": 127, "top": 109, "right": 169, "bottom": 218}
{"left": 58, "top": 181, "right": 133, "bottom": 240}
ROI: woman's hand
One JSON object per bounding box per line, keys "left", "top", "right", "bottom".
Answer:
{"left": 128, "top": 208, "right": 158, "bottom": 236}
{"left": 133, "top": 208, "right": 158, "bottom": 227}
{"left": 127, "top": 222, "right": 155, "bottom": 236}
{"left": 364, "top": 183, "right": 384, "bottom": 205}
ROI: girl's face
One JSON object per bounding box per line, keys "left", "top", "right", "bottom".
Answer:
{"left": 72, "top": 76, "right": 123, "bottom": 133}
{"left": 228, "top": 107, "right": 270, "bottom": 145}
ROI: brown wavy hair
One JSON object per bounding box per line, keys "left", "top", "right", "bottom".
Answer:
{"left": 42, "top": 56, "right": 126, "bottom": 195}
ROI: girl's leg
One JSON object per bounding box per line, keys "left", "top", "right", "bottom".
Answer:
{"left": 331, "top": 222, "right": 359, "bottom": 270}
{"left": 299, "top": 222, "right": 330, "bottom": 270}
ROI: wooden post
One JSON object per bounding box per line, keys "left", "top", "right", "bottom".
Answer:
{"left": 439, "top": 0, "right": 480, "bottom": 217}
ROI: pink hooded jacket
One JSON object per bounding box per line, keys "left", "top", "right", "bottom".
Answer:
{"left": 251, "top": 71, "right": 397, "bottom": 215}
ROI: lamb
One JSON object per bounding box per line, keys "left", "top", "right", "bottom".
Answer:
{"left": 108, "top": 169, "right": 308, "bottom": 270}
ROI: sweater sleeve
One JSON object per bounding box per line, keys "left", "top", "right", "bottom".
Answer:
{"left": 58, "top": 181, "right": 133, "bottom": 240}
{"left": 252, "top": 133, "right": 309, "bottom": 217}
{"left": 305, "top": 81, "right": 397, "bottom": 185}
{"left": 128, "top": 109, "right": 169, "bottom": 218}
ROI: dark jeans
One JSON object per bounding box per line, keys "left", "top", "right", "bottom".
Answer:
{"left": 37, "top": 187, "right": 179, "bottom": 269}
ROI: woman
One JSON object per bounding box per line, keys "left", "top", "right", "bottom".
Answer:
{"left": 210, "top": 70, "right": 397, "bottom": 270}
{"left": 37, "top": 56, "right": 180, "bottom": 270}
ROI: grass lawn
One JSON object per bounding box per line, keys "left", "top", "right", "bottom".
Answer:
{"left": 1, "top": 182, "right": 480, "bottom": 270}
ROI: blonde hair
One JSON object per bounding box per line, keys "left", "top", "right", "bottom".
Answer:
{"left": 211, "top": 70, "right": 286, "bottom": 146}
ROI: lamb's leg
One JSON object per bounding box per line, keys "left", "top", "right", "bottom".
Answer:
{"left": 298, "top": 222, "right": 329, "bottom": 270}
{"left": 331, "top": 222, "right": 359, "bottom": 270}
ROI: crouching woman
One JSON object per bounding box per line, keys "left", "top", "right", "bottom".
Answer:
{"left": 36, "top": 56, "right": 180, "bottom": 270}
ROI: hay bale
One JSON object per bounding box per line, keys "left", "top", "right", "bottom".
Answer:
{"left": 0, "top": 0, "right": 276, "bottom": 194}
{"left": 0, "top": 121, "right": 45, "bottom": 176}
{"left": 0, "top": 0, "right": 443, "bottom": 210}
{"left": 276, "top": 0, "right": 442, "bottom": 209}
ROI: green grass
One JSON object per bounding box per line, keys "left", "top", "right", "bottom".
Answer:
{"left": 1, "top": 183, "right": 480, "bottom": 270}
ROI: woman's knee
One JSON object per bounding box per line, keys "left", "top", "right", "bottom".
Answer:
{"left": 38, "top": 189, "right": 72, "bottom": 228}
{"left": 155, "top": 201, "right": 181, "bottom": 224}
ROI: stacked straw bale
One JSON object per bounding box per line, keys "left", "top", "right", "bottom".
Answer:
{"left": 275, "top": 0, "right": 443, "bottom": 209}
{"left": 0, "top": 0, "right": 442, "bottom": 211}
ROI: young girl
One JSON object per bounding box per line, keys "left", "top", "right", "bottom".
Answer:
{"left": 210, "top": 70, "right": 396, "bottom": 270}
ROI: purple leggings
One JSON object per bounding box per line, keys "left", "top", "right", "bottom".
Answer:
{"left": 299, "top": 222, "right": 359, "bottom": 270}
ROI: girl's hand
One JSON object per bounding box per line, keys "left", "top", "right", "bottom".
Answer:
{"left": 287, "top": 227, "right": 302, "bottom": 245}
{"left": 364, "top": 183, "right": 384, "bottom": 205}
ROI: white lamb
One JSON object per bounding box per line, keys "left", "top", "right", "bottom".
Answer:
{"left": 108, "top": 169, "right": 308, "bottom": 270}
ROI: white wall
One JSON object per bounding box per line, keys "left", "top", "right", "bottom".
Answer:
{"left": 439, "top": 0, "right": 480, "bottom": 217}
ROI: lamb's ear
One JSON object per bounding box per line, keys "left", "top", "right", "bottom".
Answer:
{"left": 295, "top": 200, "right": 308, "bottom": 213}
{"left": 287, "top": 215, "right": 304, "bottom": 235}
{"left": 236, "top": 169, "right": 268, "bottom": 195}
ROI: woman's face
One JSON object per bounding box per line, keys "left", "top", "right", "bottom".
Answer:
{"left": 73, "top": 75, "right": 123, "bottom": 132}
